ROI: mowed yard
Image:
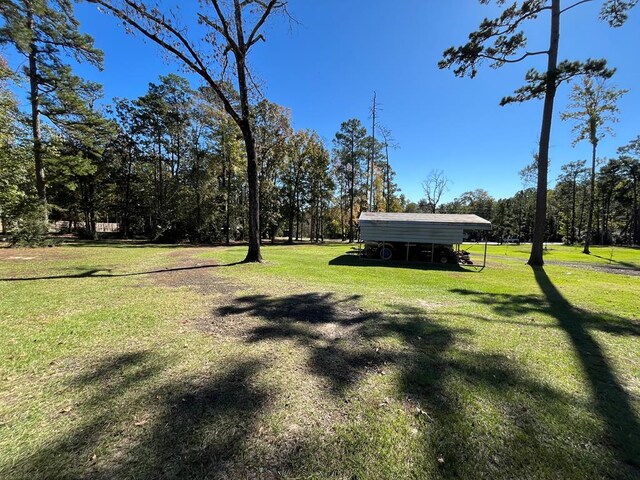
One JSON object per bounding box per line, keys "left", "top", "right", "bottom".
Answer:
{"left": 0, "top": 242, "right": 639, "bottom": 479}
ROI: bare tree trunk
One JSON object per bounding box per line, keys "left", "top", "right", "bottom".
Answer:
{"left": 298, "top": 185, "right": 302, "bottom": 241}
{"left": 223, "top": 137, "right": 231, "bottom": 244}
{"left": 288, "top": 171, "right": 296, "bottom": 244}
{"left": 175, "top": 134, "right": 181, "bottom": 177}
{"left": 123, "top": 148, "right": 132, "bottom": 238}
{"left": 240, "top": 185, "right": 247, "bottom": 240}
{"left": 385, "top": 141, "right": 390, "bottom": 212}
{"left": 27, "top": 8, "right": 47, "bottom": 222}
{"left": 632, "top": 174, "right": 639, "bottom": 245}
{"left": 195, "top": 150, "right": 202, "bottom": 239}
{"left": 317, "top": 202, "right": 321, "bottom": 242}
{"left": 309, "top": 202, "right": 315, "bottom": 242}
{"left": 288, "top": 199, "right": 294, "bottom": 243}
{"left": 244, "top": 129, "right": 261, "bottom": 260}
{"left": 528, "top": 0, "right": 560, "bottom": 266}
{"left": 230, "top": 3, "right": 262, "bottom": 261}
{"left": 89, "top": 178, "right": 97, "bottom": 239}
{"left": 157, "top": 136, "right": 163, "bottom": 223}
{"left": 314, "top": 203, "right": 318, "bottom": 242}
{"left": 578, "top": 183, "right": 587, "bottom": 238}
{"left": 339, "top": 180, "right": 345, "bottom": 240}
{"left": 348, "top": 141, "right": 355, "bottom": 243}
{"left": 318, "top": 203, "right": 322, "bottom": 241}
{"left": 570, "top": 176, "right": 577, "bottom": 244}
{"left": 320, "top": 201, "right": 325, "bottom": 241}
{"left": 584, "top": 141, "right": 597, "bottom": 254}
{"left": 369, "top": 92, "right": 376, "bottom": 211}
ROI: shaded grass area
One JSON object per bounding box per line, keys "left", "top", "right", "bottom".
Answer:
{"left": 1, "top": 242, "right": 639, "bottom": 479}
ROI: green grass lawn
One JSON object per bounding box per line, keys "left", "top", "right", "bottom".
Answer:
{"left": 1, "top": 242, "right": 639, "bottom": 479}
{"left": 480, "top": 243, "right": 640, "bottom": 269}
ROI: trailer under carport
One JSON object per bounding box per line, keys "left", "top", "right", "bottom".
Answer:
{"left": 358, "top": 212, "right": 492, "bottom": 266}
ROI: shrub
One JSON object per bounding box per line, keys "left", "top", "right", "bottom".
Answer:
{"left": 10, "top": 203, "right": 50, "bottom": 247}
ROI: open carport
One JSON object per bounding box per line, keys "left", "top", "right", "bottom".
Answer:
{"left": 358, "top": 212, "right": 492, "bottom": 267}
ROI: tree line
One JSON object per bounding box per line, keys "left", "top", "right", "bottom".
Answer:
{"left": 1, "top": 0, "right": 638, "bottom": 259}
{"left": 0, "top": 66, "right": 396, "bottom": 243}
{"left": 0, "top": 0, "right": 407, "bottom": 253}
{"left": 426, "top": 143, "right": 639, "bottom": 246}
{"left": 424, "top": 72, "right": 640, "bottom": 247}
{"left": 1, "top": 53, "right": 638, "bottom": 247}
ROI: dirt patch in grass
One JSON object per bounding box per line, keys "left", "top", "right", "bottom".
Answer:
{"left": 487, "top": 254, "right": 640, "bottom": 276}
{"left": 547, "top": 261, "right": 640, "bottom": 277}
{"left": 151, "top": 255, "right": 238, "bottom": 296}
{"left": 149, "top": 251, "right": 369, "bottom": 343}
{"left": 137, "top": 255, "right": 390, "bottom": 476}
{"left": 147, "top": 251, "right": 249, "bottom": 336}
{"left": 0, "top": 247, "right": 75, "bottom": 262}
{"left": 417, "top": 300, "right": 447, "bottom": 309}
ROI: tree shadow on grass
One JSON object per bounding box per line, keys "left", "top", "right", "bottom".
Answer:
{"left": 217, "top": 293, "right": 625, "bottom": 478}
{"left": 401, "top": 348, "right": 597, "bottom": 478}
{"left": 61, "top": 241, "right": 193, "bottom": 249}
{"left": 591, "top": 254, "right": 640, "bottom": 270}
{"left": 452, "top": 266, "right": 640, "bottom": 472}
{"left": 218, "top": 294, "right": 464, "bottom": 400}
{"left": 9, "top": 351, "right": 272, "bottom": 480}
{"left": 10, "top": 289, "right": 638, "bottom": 478}
{"left": 0, "top": 262, "right": 244, "bottom": 282}
{"left": 218, "top": 293, "right": 391, "bottom": 394}
{"left": 451, "top": 290, "right": 640, "bottom": 338}
{"left": 447, "top": 309, "right": 640, "bottom": 337}
{"left": 106, "top": 360, "right": 270, "bottom": 479}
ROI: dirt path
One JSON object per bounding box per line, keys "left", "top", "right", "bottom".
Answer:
{"left": 151, "top": 250, "right": 239, "bottom": 295}
{"left": 150, "top": 249, "right": 368, "bottom": 342}
{"left": 544, "top": 260, "right": 640, "bottom": 276}
{"left": 147, "top": 250, "right": 260, "bottom": 337}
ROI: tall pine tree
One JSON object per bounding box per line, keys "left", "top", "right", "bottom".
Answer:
{"left": 0, "top": 0, "right": 103, "bottom": 220}
{"left": 439, "top": 0, "right": 636, "bottom": 265}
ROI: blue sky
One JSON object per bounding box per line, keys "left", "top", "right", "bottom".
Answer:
{"left": 4, "top": 1, "right": 640, "bottom": 203}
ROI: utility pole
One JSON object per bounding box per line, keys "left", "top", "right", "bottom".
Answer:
{"left": 379, "top": 125, "right": 396, "bottom": 213}
{"left": 385, "top": 139, "right": 390, "bottom": 212}
{"left": 369, "top": 91, "right": 377, "bottom": 211}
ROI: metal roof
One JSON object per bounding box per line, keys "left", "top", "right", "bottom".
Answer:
{"left": 359, "top": 212, "right": 491, "bottom": 229}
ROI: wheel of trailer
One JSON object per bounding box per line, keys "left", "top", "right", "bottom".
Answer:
{"left": 380, "top": 246, "right": 393, "bottom": 260}
{"left": 439, "top": 256, "right": 449, "bottom": 264}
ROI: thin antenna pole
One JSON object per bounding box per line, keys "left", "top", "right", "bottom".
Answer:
{"left": 385, "top": 139, "right": 390, "bottom": 212}
{"left": 369, "top": 91, "right": 377, "bottom": 211}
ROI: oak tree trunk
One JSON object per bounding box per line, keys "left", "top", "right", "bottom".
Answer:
{"left": 241, "top": 125, "right": 262, "bottom": 261}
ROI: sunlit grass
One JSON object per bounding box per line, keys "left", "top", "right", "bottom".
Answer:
{"left": 479, "top": 243, "right": 640, "bottom": 268}
{"left": 1, "top": 241, "right": 638, "bottom": 479}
